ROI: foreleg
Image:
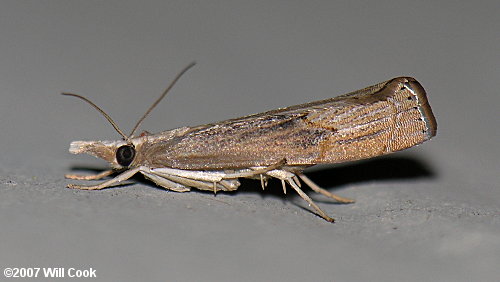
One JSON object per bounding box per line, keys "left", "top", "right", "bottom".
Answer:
{"left": 67, "top": 167, "right": 141, "bottom": 190}
{"left": 65, "top": 169, "right": 115, "bottom": 180}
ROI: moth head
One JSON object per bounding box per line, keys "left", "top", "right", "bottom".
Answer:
{"left": 69, "top": 140, "right": 137, "bottom": 169}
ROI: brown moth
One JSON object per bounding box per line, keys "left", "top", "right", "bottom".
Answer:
{"left": 64, "top": 63, "right": 437, "bottom": 222}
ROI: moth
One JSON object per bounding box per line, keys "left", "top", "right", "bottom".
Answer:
{"left": 64, "top": 63, "right": 437, "bottom": 222}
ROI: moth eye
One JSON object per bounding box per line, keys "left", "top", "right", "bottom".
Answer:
{"left": 116, "top": 145, "right": 135, "bottom": 167}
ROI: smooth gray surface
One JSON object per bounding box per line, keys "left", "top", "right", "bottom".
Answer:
{"left": 0, "top": 1, "right": 498, "bottom": 281}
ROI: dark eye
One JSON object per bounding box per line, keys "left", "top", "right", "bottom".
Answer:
{"left": 116, "top": 145, "right": 135, "bottom": 167}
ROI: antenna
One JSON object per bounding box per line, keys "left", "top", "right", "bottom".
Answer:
{"left": 62, "top": 62, "right": 197, "bottom": 142}
{"left": 128, "top": 61, "right": 196, "bottom": 138}
{"left": 62, "top": 92, "right": 129, "bottom": 140}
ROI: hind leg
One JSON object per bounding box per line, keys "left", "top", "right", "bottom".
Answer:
{"left": 297, "top": 173, "right": 354, "bottom": 204}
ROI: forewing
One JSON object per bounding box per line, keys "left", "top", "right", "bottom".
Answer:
{"left": 144, "top": 77, "right": 436, "bottom": 170}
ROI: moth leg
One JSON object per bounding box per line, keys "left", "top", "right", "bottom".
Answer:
{"left": 147, "top": 168, "right": 236, "bottom": 192}
{"left": 140, "top": 170, "right": 191, "bottom": 192}
{"left": 280, "top": 179, "right": 287, "bottom": 194}
{"left": 149, "top": 167, "right": 241, "bottom": 191}
{"left": 150, "top": 161, "right": 284, "bottom": 184}
{"left": 297, "top": 173, "right": 355, "bottom": 204}
{"left": 292, "top": 175, "right": 301, "bottom": 187}
{"left": 67, "top": 167, "right": 141, "bottom": 190}
{"left": 286, "top": 178, "right": 335, "bottom": 223}
{"left": 65, "top": 169, "right": 115, "bottom": 181}
{"left": 144, "top": 168, "right": 238, "bottom": 192}
{"left": 260, "top": 174, "right": 268, "bottom": 190}
{"left": 219, "top": 179, "right": 240, "bottom": 191}
{"left": 222, "top": 159, "right": 286, "bottom": 179}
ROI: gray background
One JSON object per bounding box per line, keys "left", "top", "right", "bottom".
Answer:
{"left": 0, "top": 1, "right": 498, "bottom": 281}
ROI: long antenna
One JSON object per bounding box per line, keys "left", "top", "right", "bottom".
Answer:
{"left": 128, "top": 61, "right": 196, "bottom": 138}
{"left": 62, "top": 92, "right": 129, "bottom": 140}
